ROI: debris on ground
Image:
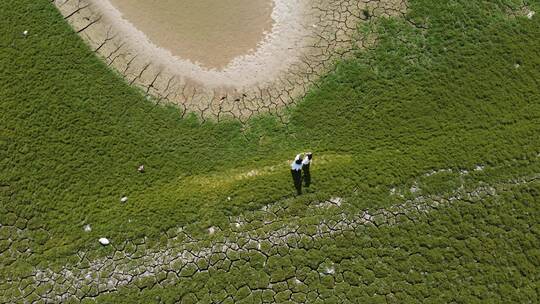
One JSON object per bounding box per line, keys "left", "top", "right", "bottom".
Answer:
{"left": 329, "top": 197, "right": 343, "bottom": 206}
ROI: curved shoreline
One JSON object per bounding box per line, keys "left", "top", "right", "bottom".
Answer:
{"left": 53, "top": 0, "right": 408, "bottom": 120}
{"left": 90, "top": 0, "right": 309, "bottom": 89}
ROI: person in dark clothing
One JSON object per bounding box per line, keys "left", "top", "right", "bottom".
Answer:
{"left": 291, "top": 154, "right": 303, "bottom": 195}
{"left": 302, "top": 152, "right": 313, "bottom": 187}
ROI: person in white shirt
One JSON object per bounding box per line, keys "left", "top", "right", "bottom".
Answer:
{"left": 291, "top": 154, "right": 303, "bottom": 195}
{"left": 302, "top": 153, "right": 313, "bottom": 187}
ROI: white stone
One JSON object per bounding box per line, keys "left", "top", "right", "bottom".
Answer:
{"left": 83, "top": 224, "right": 92, "bottom": 232}
{"left": 208, "top": 227, "right": 215, "bottom": 234}
{"left": 527, "top": 11, "right": 535, "bottom": 19}
{"left": 474, "top": 165, "right": 484, "bottom": 171}
{"left": 329, "top": 197, "right": 343, "bottom": 206}
{"left": 227, "top": 196, "right": 231, "bottom": 201}
{"left": 120, "top": 196, "right": 128, "bottom": 203}
{"left": 514, "top": 63, "right": 520, "bottom": 69}
{"left": 363, "top": 212, "right": 373, "bottom": 221}
{"left": 98, "top": 238, "right": 110, "bottom": 245}
{"left": 23, "top": 30, "right": 28, "bottom": 36}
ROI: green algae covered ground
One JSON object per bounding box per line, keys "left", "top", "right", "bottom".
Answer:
{"left": 0, "top": 0, "right": 539, "bottom": 303}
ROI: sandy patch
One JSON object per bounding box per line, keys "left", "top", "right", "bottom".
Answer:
{"left": 108, "top": 0, "right": 274, "bottom": 69}
{"left": 78, "top": 0, "right": 313, "bottom": 88}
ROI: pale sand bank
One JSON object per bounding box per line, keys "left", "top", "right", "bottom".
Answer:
{"left": 108, "top": 0, "right": 274, "bottom": 69}
{"left": 85, "top": 0, "right": 311, "bottom": 88}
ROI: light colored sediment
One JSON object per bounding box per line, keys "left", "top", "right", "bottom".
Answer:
{"left": 108, "top": 0, "right": 274, "bottom": 69}
{"left": 82, "top": 0, "right": 311, "bottom": 88}
{"left": 53, "top": 0, "right": 408, "bottom": 121}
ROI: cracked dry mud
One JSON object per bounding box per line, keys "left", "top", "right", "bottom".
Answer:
{"left": 52, "top": 0, "right": 408, "bottom": 122}
{"left": 1, "top": 157, "right": 538, "bottom": 302}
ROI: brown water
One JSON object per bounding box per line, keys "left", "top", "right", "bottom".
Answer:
{"left": 108, "top": 0, "right": 274, "bottom": 69}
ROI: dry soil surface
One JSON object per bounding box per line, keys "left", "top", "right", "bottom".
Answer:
{"left": 54, "top": 0, "right": 408, "bottom": 121}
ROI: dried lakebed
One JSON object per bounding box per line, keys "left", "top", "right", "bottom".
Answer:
{"left": 107, "top": 0, "right": 275, "bottom": 70}
{"left": 53, "top": 0, "right": 408, "bottom": 121}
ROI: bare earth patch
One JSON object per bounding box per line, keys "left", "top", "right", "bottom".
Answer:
{"left": 108, "top": 0, "right": 274, "bottom": 70}
{"left": 53, "top": 0, "right": 408, "bottom": 121}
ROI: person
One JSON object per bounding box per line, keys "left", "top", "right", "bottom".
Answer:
{"left": 302, "top": 152, "right": 313, "bottom": 187}
{"left": 291, "top": 154, "right": 303, "bottom": 195}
